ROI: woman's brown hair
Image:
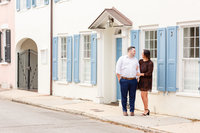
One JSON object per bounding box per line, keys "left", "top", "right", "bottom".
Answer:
{"left": 143, "top": 49, "right": 150, "bottom": 60}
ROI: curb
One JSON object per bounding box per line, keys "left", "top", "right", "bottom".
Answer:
{"left": 7, "top": 97, "right": 169, "bottom": 133}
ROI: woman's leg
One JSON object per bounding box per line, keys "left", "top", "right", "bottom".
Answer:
{"left": 141, "top": 91, "right": 148, "bottom": 113}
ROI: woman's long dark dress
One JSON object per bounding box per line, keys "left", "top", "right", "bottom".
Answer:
{"left": 138, "top": 59, "right": 154, "bottom": 91}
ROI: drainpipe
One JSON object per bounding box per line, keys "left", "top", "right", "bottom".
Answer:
{"left": 50, "top": 0, "right": 53, "bottom": 95}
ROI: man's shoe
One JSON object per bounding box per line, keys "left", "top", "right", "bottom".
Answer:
{"left": 130, "top": 112, "right": 134, "bottom": 116}
{"left": 123, "top": 112, "right": 128, "bottom": 116}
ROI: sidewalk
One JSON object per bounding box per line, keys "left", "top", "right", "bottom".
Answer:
{"left": 0, "top": 89, "right": 199, "bottom": 133}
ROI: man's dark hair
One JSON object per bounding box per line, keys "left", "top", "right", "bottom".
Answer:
{"left": 127, "top": 46, "right": 135, "bottom": 52}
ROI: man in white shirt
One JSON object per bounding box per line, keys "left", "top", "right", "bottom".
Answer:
{"left": 116, "top": 46, "right": 140, "bottom": 116}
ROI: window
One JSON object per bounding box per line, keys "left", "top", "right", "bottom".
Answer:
{"left": 0, "top": 29, "right": 11, "bottom": 63}
{"left": 145, "top": 30, "right": 157, "bottom": 58}
{"left": 0, "top": 0, "right": 9, "bottom": 4}
{"left": 0, "top": 29, "right": 7, "bottom": 63}
{"left": 183, "top": 27, "right": 199, "bottom": 58}
{"left": 81, "top": 35, "right": 91, "bottom": 83}
{"left": 20, "top": 0, "right": 26, "bottom": 10}
{"left": 58, "top": 37, "right": 67, "bottom": 81}
{"left": 144, "top": 30, "right": 157, "bottom": 90}
{"left": 182, "top": 27, "right": 199, "bottom": 91}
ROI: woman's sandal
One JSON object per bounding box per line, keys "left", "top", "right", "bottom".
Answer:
{"left": 142, "top": 109, "right": 150, "bottom": 116}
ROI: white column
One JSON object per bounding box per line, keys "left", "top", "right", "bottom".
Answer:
{"left": 122, "top": 29, "right": 129, "bottom": 56}
{"left": 94, "top": 30, "right": 104, "bottom": 103}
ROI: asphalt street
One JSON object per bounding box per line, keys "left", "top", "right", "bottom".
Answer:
{"left": 0, "top": 99, "right": 144, "bottom": 133}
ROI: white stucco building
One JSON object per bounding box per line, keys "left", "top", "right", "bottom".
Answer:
{"left": 16, "top": 0, "right": 200, "bottom": 119}
{"left": 15, "top": 0, "right": 50, "bottom": 93}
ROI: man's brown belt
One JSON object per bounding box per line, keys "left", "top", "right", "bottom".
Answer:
{"left": 121, "top": 77, "right": 136, "bottom": 80}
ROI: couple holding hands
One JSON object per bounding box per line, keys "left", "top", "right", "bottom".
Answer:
{"left": 116, "top": 46, "right": 153, "bottom": 116}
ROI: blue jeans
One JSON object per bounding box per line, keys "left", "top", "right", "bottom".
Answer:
{"left": 120, "top": 78, "right": 137, "bottom": 112}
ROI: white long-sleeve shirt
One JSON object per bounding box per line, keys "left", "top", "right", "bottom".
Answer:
{"left": 116, "top": 55, "right": 140, "bottom": 78}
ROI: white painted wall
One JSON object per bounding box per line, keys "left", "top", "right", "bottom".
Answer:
{"left": 16, "top": 5, "right": 51, "bottom": 94}
{"left": 15, "top": 0, "right": 200, "bottom": 119}
{"left": 135, "top": 91, "right": 200, "bottom": 120}
{"left": 54, "top": 0, "right": 200, "bottom": 33}
{"left": 53, "top": 82, "right": 97, "bottom": 100}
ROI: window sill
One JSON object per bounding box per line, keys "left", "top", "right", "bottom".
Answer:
{"left": 56, "top": 0, "right": 70, "bottom": 4}
{"left": 17, "top": 9, "right": 28, "bottom": 13}
{"left": 176, "top": 92, "right": 200, "bottom": 98}
{"left": 0, "top": 62, "right": 9, "bottom": 66}
{"left": 55, "top": 81, "right": 69, "bottom": 85}
{"left": 34, "top": 4, "right": 46, "bottom": 9}
{"left": 149, "top": 89, "right": 159, "bottom": 94}
{"left": 0, "top": 1, "right": 9, "bottom": 6}
{"left": 78, "top": 83, "right": 93, "bottom": 87}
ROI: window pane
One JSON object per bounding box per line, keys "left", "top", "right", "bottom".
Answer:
{"left": 87, "top": 43, "right": 90, "bottom": 49}
{"left": 151, "top": 50, "right": 154, "bottom": 58}
{"left": 195, "top": 48, "right": 199, "bottom": 58}
{"left": 84, "top": 51, "right": 87, "bottom": 58}
{"left": 60, "top": 37, "right": 67, "bottom": 59}
{"left": 145, "top": 30, "right": 157, "bottom": 58}
{"left": 84, "top": 36, "right": 86, "bottom": 43}
{"left": 84, "top": 42, "right": 87, "bottom": 49}
{"left": 150, "top": 31, "right": 153, "bottom": 39}
{"left": 145, "top": 41, "right": 149, "bottom": 49}
{"left": 83, "top": 35, "right": 91, "bottom": 59}
{"left": 155, "top": 40, "right": 157, "bottom": 49}
{"left": 190, "top": 48, "right": 194, "bottom": 58}
{"left": 190, "top": 38, "right": 195, "bottom": 47}
{"left": 196, "top": 27, "right": 199, "bottom": 36}
{"left": 190, "top": 27, "right": 195, "bottom": 37}
{"left": 183, "top": 48, "right": 191, "bottom": 58}
{"left": 88, "top": 51, "right": 90, "bottom": 58}
{"left": 155, "top": 31, "right": 157, "bottom": 39}
{"left": 145, "top": 31, "right": 150, "bottom": 40}
{"left": 150, "top": 50, "right": 153, "bottom": 58}
{"left": 84, "top": 59, "right": 91, "bottom": 82}
{"left": 150, "top": 41, "right": 154, "bottom": 49}
{"left": 88, "top": 36, "right": 91, "bottom": 42}
{"left": 64, "top": 38, "right": 66, "bottom": 44}
{"left": 183, "top": 60, "right": 199, "bottom": 90}
{"left": 184, "top": 28, "right": 195, "bottom": 37}
{"left": 83, "top": 35, "right": 91, "bottom": 83}
{"left": 184, "top": 28, "right": 189, "bottom": 37}
{"left": 196, "top": 38, "right": 199, "bottom": 47}
{"left": 87, "top": 36, "right": 89, "bottom": 42}
{"left": 184, "top": 38, "right": 194, "bottom": 47}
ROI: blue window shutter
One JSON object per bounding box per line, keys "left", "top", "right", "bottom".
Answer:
{"left": 166, "top": 26, "right": 178, "bottom": 92}
{"left": 44, "top": 0, "right": 49, "bottom": 5}
{"left": 52, "top": 37, "right": 58, "bottom": 81}
{"left": 26, "top": 0, "right": 31, "bottom": 9}
{"left": 54, "top": 0, "right": 60, "bottom": 3}
{"left": 16, "top": 0, "right": 20, "bottom": 11}
{"left": 130, "top": 30, "right": 140, "bottom": 59}
{"left": 157, "top": 28, "right": 166, "bottom": 91}
{"left": 73, "top": 34, "right": 80, "bottom": 83}
{"left": 67, "top": 36, "right": 73, "bottom": 82}
{"left": 32, "top": 0, "right": 36, "bottom": 7}
{"left": 91, "top": 33, "right": 97, "bottom": 85}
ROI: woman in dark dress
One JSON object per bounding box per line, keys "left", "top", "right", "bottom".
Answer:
{"left": 137, "top": 50, "right": 153, "bottom": 116}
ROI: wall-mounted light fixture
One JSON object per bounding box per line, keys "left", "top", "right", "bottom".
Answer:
{"left": 107, "top": 17, "right": 114, "bottom": 27}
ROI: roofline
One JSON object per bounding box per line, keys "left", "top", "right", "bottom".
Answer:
{"left": 88, "top": 7, "right": 132, "bottom": 29}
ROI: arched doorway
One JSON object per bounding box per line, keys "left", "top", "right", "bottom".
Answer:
{"left": 16, "top": 38, "right": 38, "bottom": 91}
